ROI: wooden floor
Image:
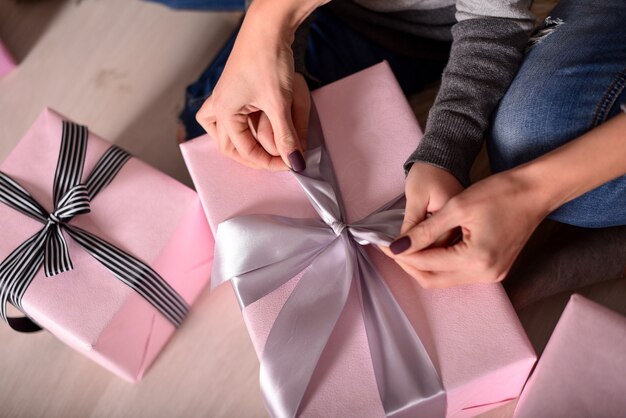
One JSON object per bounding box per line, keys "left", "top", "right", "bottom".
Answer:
{"left": 0, "top": 1, "right": 623, "bottom": 417}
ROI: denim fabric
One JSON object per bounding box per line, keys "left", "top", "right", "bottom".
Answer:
{"left": 145, "top": 0, "right": 245, "bottom": 11}
{"left": 489, "top": 0, "right": 626, "bottom": 228}
{"left": 178, "top": 7, "right": 448, "bottom": 140}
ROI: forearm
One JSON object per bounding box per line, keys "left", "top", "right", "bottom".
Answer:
{"left": 404, "top": 18, "right": 529, "bottom": 186}
{"left": 513, "top": 113, "right": 626, "bottom": 214}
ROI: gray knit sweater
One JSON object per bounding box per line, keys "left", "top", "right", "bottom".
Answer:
{"left": 294, "top": 0, "right": 534, "bottom": 186}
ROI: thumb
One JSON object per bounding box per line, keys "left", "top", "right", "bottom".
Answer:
{"left": 267, "top": 107, "right": 305, "bottom": 172}
{"left": 390, "top": 205, "right": 459, "bottom": 255}
{"left": 400, "top": 194, "right": 428, "bottom": 235}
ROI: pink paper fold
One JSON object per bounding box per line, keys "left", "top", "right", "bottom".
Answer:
{"left": 0, "top": 108, "right": 214, "bottom": 382}
{"left": 0, "top": 40, "right": 15, "bottom": 77}
{"left": 514, "top": 294, "right": 626, "bottom": 418}
{"left": 181, "top": 62, "right": 536, "bottom": 416}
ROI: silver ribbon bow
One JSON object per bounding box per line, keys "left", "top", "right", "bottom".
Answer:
{"left": 212, "top": 106, "right": 446, "bottom": 418}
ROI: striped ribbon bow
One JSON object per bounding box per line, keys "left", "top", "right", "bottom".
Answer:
{"left": 0, "top": 121, "right": 189, "bottom": 332}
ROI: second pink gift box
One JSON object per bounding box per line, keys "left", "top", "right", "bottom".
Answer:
{"left": 181, "top": 62, "right": 536, "bottom": 417}
{"left": 514, "top": 295, "right": 626, "bottom": 418}
{"left": 0, "top": 109, "right": 214, "bottom": 382}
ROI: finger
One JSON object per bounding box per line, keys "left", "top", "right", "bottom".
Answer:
{"left": 195, "top": 95, "right": 217, "bottom": 131}
{"left": 205, "top": 120, "right": 219, "bottom": 142}
{"left": 255, "top": 112, "right": 280, "bottom": 156}
{"left": 266, "top": 107, "right": 305, "bottom": 172}
{"left": 401, "top": 197, "right": 429, "bottom": 236}
{"left": 224, "top": 114, "right": 286, "bottom": 171}
{"left": 435, "top": 226, "right": 463, "bottom": 248}
{"left": 395, "top": 243, "right": 467, "bottom": 272}
{"left": 216, "top": 120, "right": 259, "bottom": 170}
{"left": 389, "top": 207, "right": 459, "bottom": 255}
{"left": 378, "top": 244, "right": 397, "bottom": 260}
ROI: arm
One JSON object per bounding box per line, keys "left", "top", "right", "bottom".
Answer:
{"left": 196, "top": 0, "right": 327, "bottom": 171}
{"left": 520, "top": 112, "right": 626, "bottom": 213}
{"left": 404, "top": 1, "right": 535, "bottom": 186}
{"left": 398, "top": 1, "right": 534, "bottom": 243}
{"left": 388, "top": 113, "right": 626, "bottom": 288}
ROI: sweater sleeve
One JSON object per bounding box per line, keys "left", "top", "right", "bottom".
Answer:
{"left": 404, "top": 2, "right": 534, "bottom": 186}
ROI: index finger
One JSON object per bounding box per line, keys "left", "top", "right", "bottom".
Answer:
{"left": 196, "top": 95, "right": 217, "bottom": 129}
{"left": 224, "top": 114, "right": 287, "bottom": 171}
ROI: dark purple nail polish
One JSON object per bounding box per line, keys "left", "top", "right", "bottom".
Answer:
{"left": 288, "top": 151, "right": 306, "bottom": 172}
{"left": 390, "top": 236, "right": 411, "bottom": 255}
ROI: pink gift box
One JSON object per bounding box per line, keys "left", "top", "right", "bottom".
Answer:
{"left": 514, "top": 295, "right": 626, "bottom": 417}
{"left": 0, "top": 108, "right": 214, "bottom": 382}
{"left": 0, "top": 40, "right": 15, "bottom": 77}
{"left": 181, "top": 62, "right": 536, "bottom": 417}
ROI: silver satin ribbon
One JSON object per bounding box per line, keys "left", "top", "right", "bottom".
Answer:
{"left": 212, "top": 105, "right": 446, "bottom": 418}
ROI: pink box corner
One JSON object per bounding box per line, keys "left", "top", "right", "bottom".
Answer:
{"left": 514, "top": 294, "right": 626, "bottom": 418}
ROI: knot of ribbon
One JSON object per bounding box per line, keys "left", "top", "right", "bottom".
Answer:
{"left": 43, "top": 183, "right": 91, "bottom": 277}
{"left": 211, "top": 107, "right": 446, "bottom": 418}
{"left": 329, "top": 219, "right": 346, "bottom": 236}
{"left": 0, "top": 121, "right": 189, "bottom": 332}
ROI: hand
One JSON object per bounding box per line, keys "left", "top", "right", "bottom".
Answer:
{"left": 386, "top": 170, "right": 550, "bottom": 288}
{"left": 398, "top": 162, "right": 464, "bottom": 242}
{"left": 195, "top": 6, "right": 310, "bottom": 171}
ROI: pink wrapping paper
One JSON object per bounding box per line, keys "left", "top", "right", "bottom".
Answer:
{"left": 181, "top": 62, "right": 536, "bottom": 417}
{"left": 514, "top": 295, "right": 626, "bottom": 418}
{"left": 0, "top": 108, "right": 214, "bottom": 382}
{"left": 0, "top": 40, "right": 15, "bottom": 77}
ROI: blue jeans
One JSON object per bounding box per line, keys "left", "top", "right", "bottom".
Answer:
{"left": 489, "top": 0, "right": 626, "bottom": 228}
{"left": 145, "top": 0, "right": 244, "bottom": 11}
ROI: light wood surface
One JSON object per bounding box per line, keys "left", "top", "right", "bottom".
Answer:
{"left": 0, "top": 2, "right": 269, "bottom": 417}
{"left": 1, "top": 1, "right": 623, "bottom": 418}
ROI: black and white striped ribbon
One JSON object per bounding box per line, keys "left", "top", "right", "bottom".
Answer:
{"left": 0, "top": 121, "right": 189, "bottom": 332}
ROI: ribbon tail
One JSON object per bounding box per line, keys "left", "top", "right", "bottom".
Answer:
{"left": 44, "top": 224, "right": 73, "bottom": 277}
{"left": 355, "top": 246, "right": 446, "bottom": 417}
{"left": 260, "top": 236, "right": 355, "bottom": 418}
{"left": 0, "top": 172, "right": 49, "bottom": 224}
{"left": 0, "top": 228, "right": 47, "bottom": 324}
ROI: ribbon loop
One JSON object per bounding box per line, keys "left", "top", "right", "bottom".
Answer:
{"left": 330, "top": 220, "right": 346, "bottom": 236}
{"left": 43, "top": 184, "right": 91, "bottom": 277}
{"left": 53, "top": 183, "right": 91, "bottom": 222}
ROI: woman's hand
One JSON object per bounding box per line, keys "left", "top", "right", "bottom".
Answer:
{"left": 380, "top": 162, "right": 463, "bottom": 278}
{"left": 386, "top": 169, "right": 549, "bottom": 288}
{"left": 386, "top": 113, "right": 626, "bottom": 289}
{"left": 196, "top": 1, "right": 315, "bottom": 172}
{"left": 396, "top": 162, "right": 464, "bottom": 244}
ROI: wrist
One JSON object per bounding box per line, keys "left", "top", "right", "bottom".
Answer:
{"left": 246, "top": 0, "right": 324, "bottom": 40}
{"left": 506, "top": 161, "right": 564, "bottom": 217}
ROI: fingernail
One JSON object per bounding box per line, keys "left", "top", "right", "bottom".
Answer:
{"left": 288, "top": 151, "right": 306, "bottom": 172}
{"left": 390, "top": 236, "right": 411, "bottom": 255}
